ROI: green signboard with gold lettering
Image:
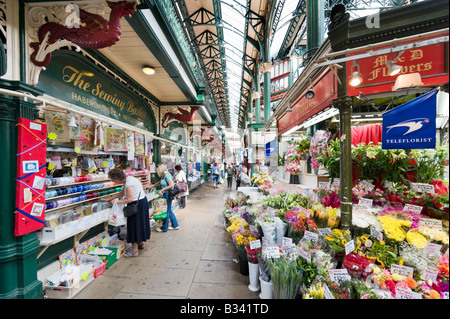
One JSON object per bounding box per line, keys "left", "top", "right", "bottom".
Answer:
{"left": 36, "top": 51, "right": 156, "bottom": 132}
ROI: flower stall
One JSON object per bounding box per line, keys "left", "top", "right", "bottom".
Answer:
{"left": 221, "top": 142, "right": 449, "bottom": 299}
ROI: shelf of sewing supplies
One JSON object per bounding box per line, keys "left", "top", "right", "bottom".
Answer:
{"left": 45, "top": 183, "right": 124, "bottom": 202}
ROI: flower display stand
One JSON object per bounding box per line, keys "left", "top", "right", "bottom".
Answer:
{"left": 289, "top": 173, "right": 299, "bottom": 184}
{"left": 248, "top": 262, "right": 260, "bottom": 291}
{"left": 238, "top": 250, "right": 249, "bottom": 276}
{"left": 259, "top": 276, "right": 273, "bottom": 299}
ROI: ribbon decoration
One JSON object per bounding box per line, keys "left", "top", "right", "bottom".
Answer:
{"left": 14, "top": 118, "right": 48, "bottom": 236}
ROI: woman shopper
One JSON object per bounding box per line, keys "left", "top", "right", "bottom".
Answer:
{"left": 150, "top": 164, "right": 180, "bottom": 232}
{"left": 211, "top": 162, "right": 221, "bottom": 189}
{"left": 239, "top": 167, "right": 251, "bottom": 187}
{"left": 174, "top": 164, "right": 189, "bottom": 209}
{"left": 105, "top": 168, "right": 150, "bottom": 257}
{"left": 226, "top": 164, "right": 234, "bottom": 189}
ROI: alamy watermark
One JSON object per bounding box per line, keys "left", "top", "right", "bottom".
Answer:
{"left": 365, "top": 11, "right": 380, "bottom": 29}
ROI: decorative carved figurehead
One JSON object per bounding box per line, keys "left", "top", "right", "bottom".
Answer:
{"left": 30, "top": 1, "right": 136, "bottom": 67}
{"left": 161, "top": 106, "right": 200, "bottom": 129}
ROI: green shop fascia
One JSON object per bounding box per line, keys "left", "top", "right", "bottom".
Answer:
{"left": 0, "top": 50, "right": 157, "bottom": 299}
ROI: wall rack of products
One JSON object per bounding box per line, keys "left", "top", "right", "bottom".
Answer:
{"left": 36, "top": 107, "right": 157, "bottom": 259}
{"left": 38, "top": 150, "right": 153, "bottom": 255}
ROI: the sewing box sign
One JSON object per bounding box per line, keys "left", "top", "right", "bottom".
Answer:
{"left": 36, "top": 51, "right": 155, "bottom": 131}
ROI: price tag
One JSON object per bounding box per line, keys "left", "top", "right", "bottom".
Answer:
{"left": 396, "top": 287, "right": 422, "bottom": 299}
{"left": 298, "top": 247, "right": 311, "bottom": 263}
{"left": 423, "top": 243, "right": 442, "bottom": 255}
{"left": 282, "top": 237, "right": 293, "bottom": 246}
{"left": 266, "top": 246, "right": 280, "bottom": 258}
{"left": 329, "top": 269, "right": 351, "bottom": 282}
{"left": 359, "top": 180, "right": 375, "bottom": 191}
{"left": 419, "top": 218, "right": 442, "bottom": 229}
{"left": 295, "top": 206, "right": 311, "bottom": 217}
{"left": 331, "top": 178, "right": 340, "bottom": 187}
{"left": 303, "top": 188, "right": 314, "bottom": 196}
{"left": 304, "top": 230, "right": 319, "bottom": 242}
{"left": 323, "top": 284, "right": 335, "bottom": 299}
{"left": 410, "top": 182, "right": 436, "bottom": 195}
{"left": 353, "top": 204, "right": 369, "bottom": 213}
{"left": 391, "top": 264, "right": 414, "bottom": 278}
{"left": 370, "top": 227, "right": 383, "bottom": 242}
{"left": 403, "top": 204, "right": 423, "bottom": 214}
{"left": 345, "top": 240, "right": 355, "bottom": 255}
{"left": 249, "top": 239, "right": 261, "bottom": 250}
{"left": 318, "top": 228, "right": 332, "bottom": 236}
{"left": 358, "top": 198, "right": 373, "bottom": 206}
{"left": 319, "top": 182, "right": 330, "bottom": 189}
{"left": 421, "top": 269, "right": 438, "bottom": 282}
{"left": 282, "top": 244, "right": 297, "bottom": 255}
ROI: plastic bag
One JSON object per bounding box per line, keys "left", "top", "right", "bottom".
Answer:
{"left": 108, "top": 200, "right": 126, "bottom": 226}
{"left": 274, "top": 217, "right": 287, "bottom": 246}
{"left": 260, "top": 221, "right": 277, "bottom": 245}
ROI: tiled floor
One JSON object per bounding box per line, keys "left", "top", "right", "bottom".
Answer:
{"left": 74, "top": 180, "right": 259, "bottom": 299}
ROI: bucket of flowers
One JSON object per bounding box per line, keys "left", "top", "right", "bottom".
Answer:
{"left": 323, "top": 229, "right": 352, "bottom": 263}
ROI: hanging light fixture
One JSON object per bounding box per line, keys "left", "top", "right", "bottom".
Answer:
{"left": 386, "top": 60, "right": 402, "bottom": 76}
{"left": 349, "top": 61, "right": 363, "bottom": 87}
{"left": 386, "top": 49, "right": 405, "bottom": 76}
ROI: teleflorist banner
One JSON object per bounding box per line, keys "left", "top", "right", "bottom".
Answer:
{"left": 382, "top": 89, "right": 437, "bottom": 150}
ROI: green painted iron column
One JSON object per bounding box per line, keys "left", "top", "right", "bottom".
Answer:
{"left": 334, "top": 96, "right": 353, "bottom": 230}
{"left": 262, "top": 61, "right": 272, "bottom": 124}
{"left": 306, "top": 0, "right": 325, "bottom": 55}
{"left": 254, "top": 64, "right": 261, "bottom": 124}
{"left": 0, "top": 93, "right": 43, "bottom": 299}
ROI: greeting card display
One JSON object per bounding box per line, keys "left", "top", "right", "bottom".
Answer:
{"left": 14, "top": 118, "right": 47, "bottom": 236}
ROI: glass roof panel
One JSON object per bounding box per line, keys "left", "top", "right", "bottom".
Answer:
{"left": 270, "top": 0, "right": 301, "bottom": 58}
{"left": 221, "top": 0, "right": 247, "bottom": 129}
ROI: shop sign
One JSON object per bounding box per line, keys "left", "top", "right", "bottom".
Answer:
{"left": 36, "top": 51, "right": 155, "bottom": 132}
{"left": 277, "top": 69, "right": 336, "bottom": 136}
{"left": 382, "top": 89, "right": 437, "bottom": 149}
{"left": 347, "top": 36, "right": 448, "bottom": 96}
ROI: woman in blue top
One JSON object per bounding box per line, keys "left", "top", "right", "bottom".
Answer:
{"left": 150, "top": 164, "right": 180, "bottom": 232}
{"left": 211, "top": 162, "right": 220, "bottom": 189}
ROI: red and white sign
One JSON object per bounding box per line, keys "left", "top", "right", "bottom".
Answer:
{"left": 14, "top": 118, "right": 47, "bottom": 236}
{"left": 347, "top": 34, "right": 449, "bottom": 96}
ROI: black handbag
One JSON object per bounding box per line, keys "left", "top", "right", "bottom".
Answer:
{"left": 123, "top": 191, "right": 141, "bottom": 218}
{"left": 168, "top": 184, "right": 180, "bottom": 200}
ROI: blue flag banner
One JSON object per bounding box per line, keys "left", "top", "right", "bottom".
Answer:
{"left": 382, "top": 89, "right": 437, "bottom": 149}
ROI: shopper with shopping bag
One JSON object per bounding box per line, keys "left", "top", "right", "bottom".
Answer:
{"left": 108, "top": 200, "right": 127, "bottom": 226}
{"left": 149, "top": 164, "right": 180, "bottom": 232}
{"left": 105, "top": 168, "right": 150, "bottom": 257}
{"left": 211, "top": 162, "right": 221, "bottom": 189}
{"left": 174, "top": 164, "right": 189, "bottom": 209}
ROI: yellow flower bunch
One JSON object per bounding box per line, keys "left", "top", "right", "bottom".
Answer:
{"left": 378, "top": 215, "right": 412, "bottom": 242}
{"left": 391, "top": 273, "right": 405, "bottom": 282}
{"left": 226, "top": 218, "right": 245, "bottom": 234}
{"left": 303, "top": 282, "right": 325, "bottom": 299}
{"left": 406, "top": 230, "right": 428, "bottom": 249}
{"left": 417, "top": 226, "right": 449, "bottom": 245}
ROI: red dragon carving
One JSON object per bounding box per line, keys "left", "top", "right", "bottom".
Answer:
{"left": 162, "top": 106, "right": 200, "bottom": 129}
{"left": 30, "top": 1, "right": 136, "bottom": 67}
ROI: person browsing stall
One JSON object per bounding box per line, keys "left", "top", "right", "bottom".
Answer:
{"left": 105, "top": 168, "right": 150, "bottom": 257}
{"left": 149, "top": 164, "right": 179, "bottom": 232}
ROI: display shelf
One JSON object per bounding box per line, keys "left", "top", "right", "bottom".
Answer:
{"left": 47, "top": 179, "right": 111, "bottom": 189}
{"left": 45, "top": 193, "right": 119, "bottom": 214}
{"left": 45, "top": 184, "right": 123, "bottom": 202}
